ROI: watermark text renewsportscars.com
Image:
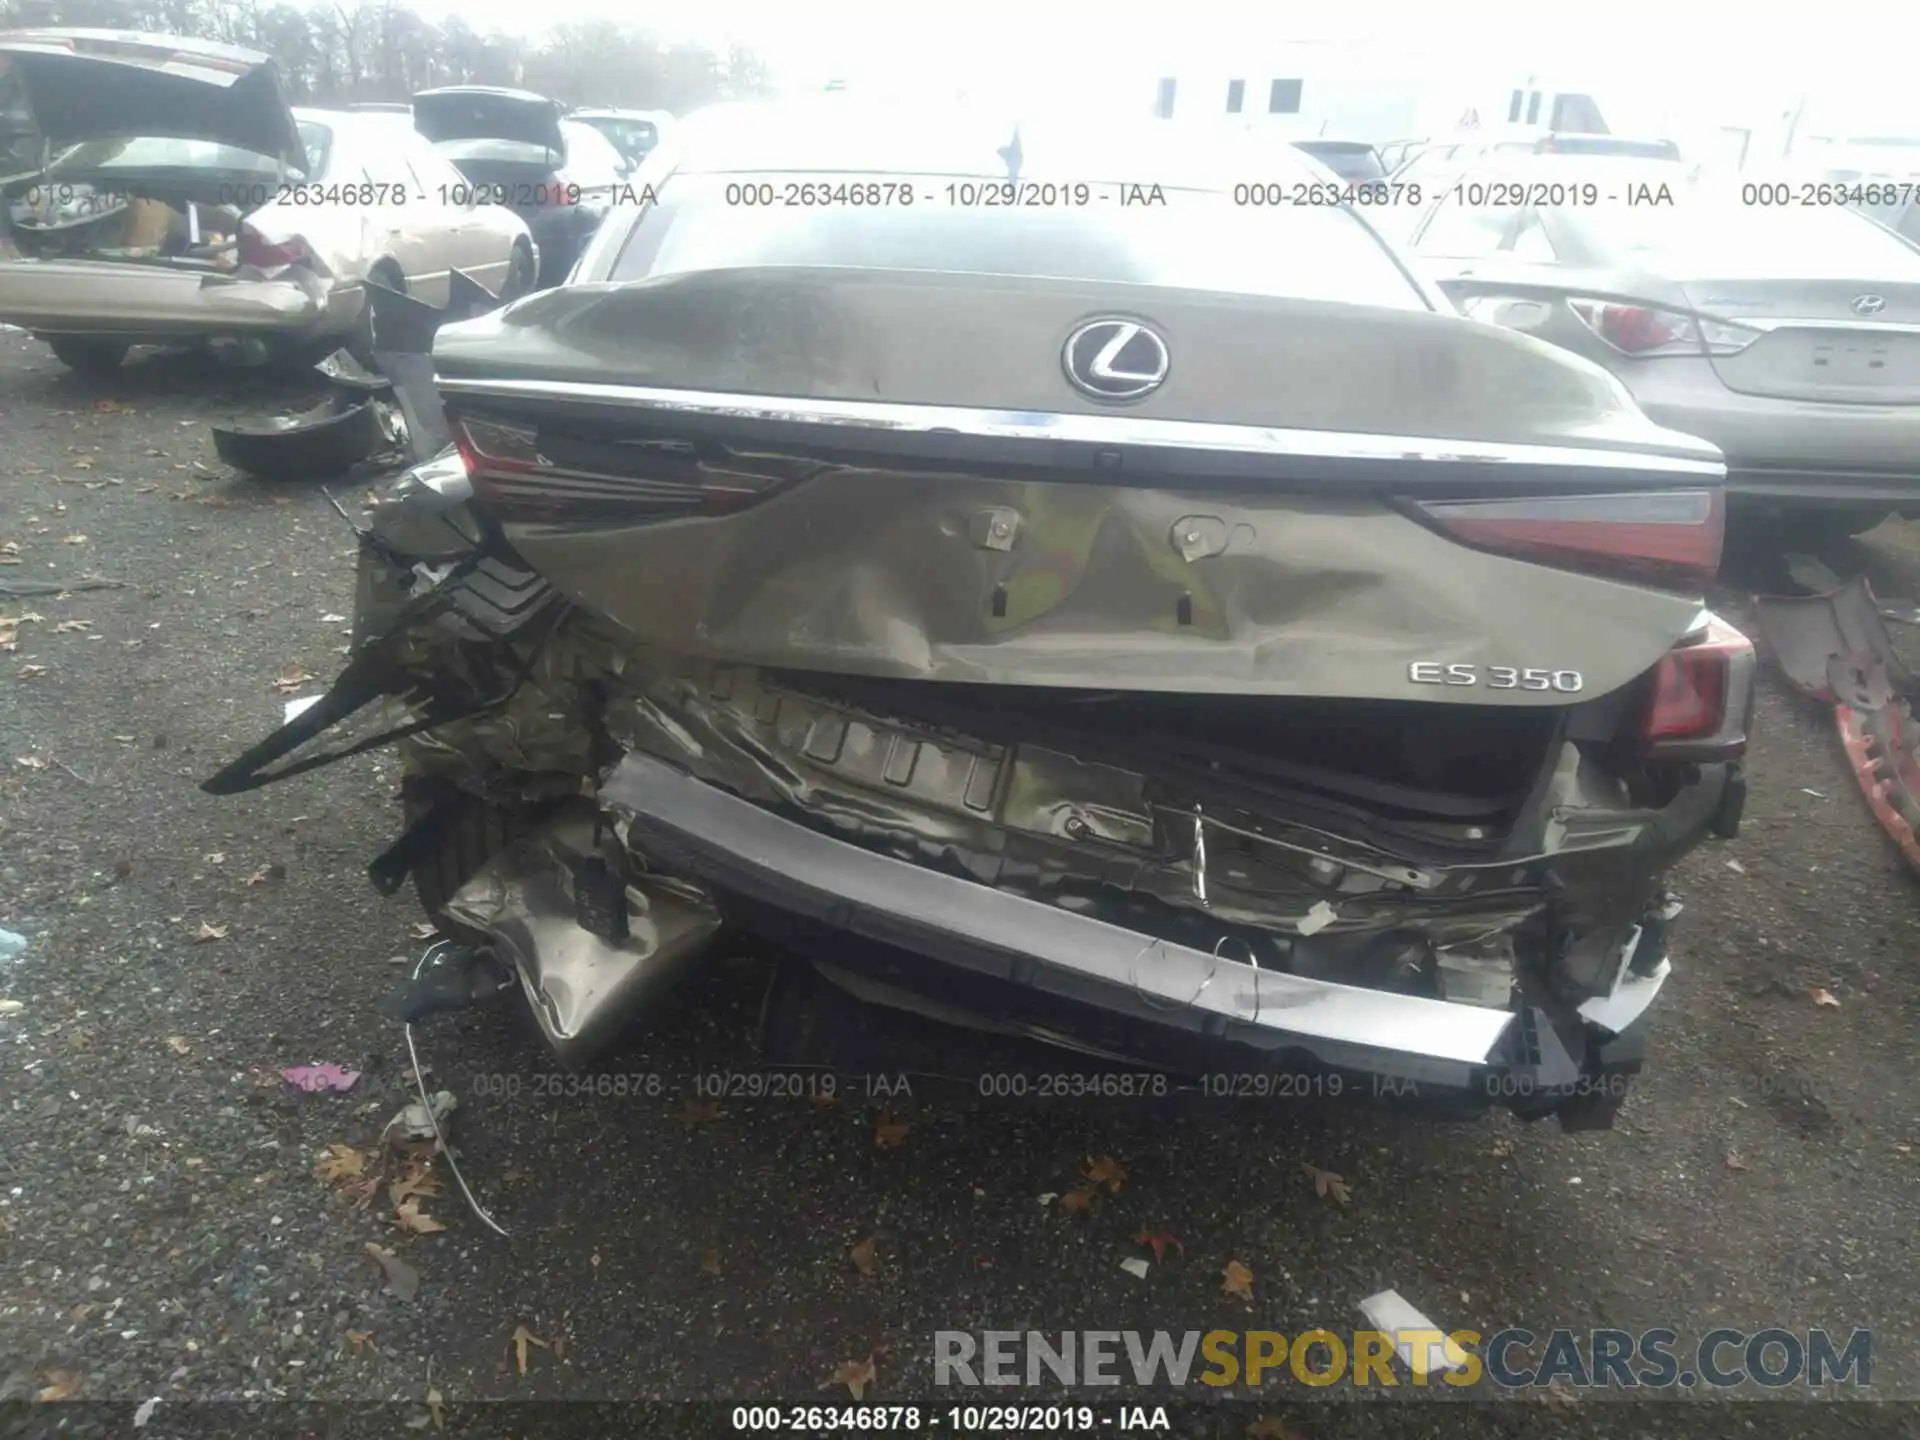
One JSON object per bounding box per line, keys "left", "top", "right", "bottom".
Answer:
{"left": 934, "top": 1328, "right": 1872, "bottom": 1391}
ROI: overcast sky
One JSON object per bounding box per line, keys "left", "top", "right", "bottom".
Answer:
{"left": 400, "top": 0, "right": 1920, "bottom": 132}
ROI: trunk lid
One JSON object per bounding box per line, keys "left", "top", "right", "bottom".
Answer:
{"left": 411, "top": 86, "right": 565, "bottom": 159}
{"left": 432, "top": 267, "right": 1722, "bottom": 707}
{"left": 0, "top": 28, "right": 305, "bottom": 173}
{"left": 1668, "top": 207, "right": 1920, "bottom": 403}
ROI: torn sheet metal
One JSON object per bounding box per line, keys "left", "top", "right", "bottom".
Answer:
{"left": 314, "top": 346, "right": 392, "bottom": 392}
{"left": 212, "top": 395, "right": 394, "bottom": 481}
{"left": 1754, "top": 577, "right": 1920, "bottom": 874}
{"left": 445, "top": 267, "right": 501, "bottom": 324}
{"left": 372, "top": 351, "right": 450, "bottom": 461}
{"left": 442, "top": 803, "right": 722, "bottom": 1067}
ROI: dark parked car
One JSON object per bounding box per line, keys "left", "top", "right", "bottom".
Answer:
{"left": 1401, "top": 153, "right": 1920, "bottom": 534}
{"left": 570, "top": 107, "right": 671, "bottom": 167}
{"left": 411, "top": 86, "right": 633, "bottom": 286}
{"left": 207, "top": 99, "right": 1752, "bottom": 1135}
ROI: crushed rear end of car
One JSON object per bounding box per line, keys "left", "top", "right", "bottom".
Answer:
{"left": 204, "top": 253, "right": 1752, "bottom": 1132}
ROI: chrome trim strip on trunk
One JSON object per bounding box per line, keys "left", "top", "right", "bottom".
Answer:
{"left": 436, "top": 378, "right": 1728, "bottom": 478}
{"left": 603, "top": 753, "right": 1519, "bottom": 1076}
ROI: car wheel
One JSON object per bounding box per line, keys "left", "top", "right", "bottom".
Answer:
{"left": 45, "top": 336, "right": 130, "bottom": 374}
{"left": 500, "top": 240, "right": 537, "bottom": 300}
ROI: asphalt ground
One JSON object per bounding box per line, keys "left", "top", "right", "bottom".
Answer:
{"left": 2, "top": 331, "right": 1919, "bottom": 1440}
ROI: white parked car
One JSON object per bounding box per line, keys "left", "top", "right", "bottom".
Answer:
{"left": 0, "top": 28, "right": 537, "bottom": 372}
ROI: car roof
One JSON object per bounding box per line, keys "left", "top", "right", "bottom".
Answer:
{"left": 666, "top": 99, "right": 1322, "bottom": 187}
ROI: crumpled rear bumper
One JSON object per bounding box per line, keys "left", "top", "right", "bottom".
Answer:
{"left": 602, "top": 753, "right": 1665, "bottom": 1127}
{"left": 0, "top": 258, "right": 351, "bottom": 337}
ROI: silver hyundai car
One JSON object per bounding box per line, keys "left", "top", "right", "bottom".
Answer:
{"left": 1400, "top": 152, "right": 1920, "bottom": 537}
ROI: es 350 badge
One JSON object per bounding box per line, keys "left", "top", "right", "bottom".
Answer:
{"left": 1409, "top": 662, "right": 1585, "bottom": 693}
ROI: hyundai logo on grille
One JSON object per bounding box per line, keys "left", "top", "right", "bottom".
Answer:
{"left": 1851, "top": 294, "right": 1888, "bottom": 317}
{"left": 1062, "top": 319, "right": 1171, "bottom": 401}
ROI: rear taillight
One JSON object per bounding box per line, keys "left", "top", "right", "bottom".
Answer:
{"left": 1567, "top": 299, "right": 1760, "bottom": 358}
{"left": 450, "top": 411, "right": 798, "bottom": 521}
{"left": 1640, "top": 613, "right": 1755, "bottom": 758}
{"left": 239, "top": 225, "right": 306, "bottom": 269}
{"left": 1408, "top": 488, "right": 1724, "bottom": 591}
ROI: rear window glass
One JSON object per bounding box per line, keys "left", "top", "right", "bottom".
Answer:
{"left": 1581, "top": 185, "right": 1920, "bottom": 272}
{"left": 609, "top": 172, "right": 1429, "bottom": 308}
{"left": 1294, "top": 143, "right": 1385, "bottom": 182}
{"left": 1544, "top": 136, "right": 1680, "bottom": 161}
{"left": 47, "top": 137, "right": 288, "bottom": 176}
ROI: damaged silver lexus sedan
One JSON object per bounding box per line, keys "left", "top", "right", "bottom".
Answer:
{"left": 205, "top": 99, "right": 1756, "bottom": 1132}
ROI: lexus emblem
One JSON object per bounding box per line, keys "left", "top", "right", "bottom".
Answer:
{"left": 1062, "top": 319, "right": 1170, "bottom": 401}
{"left": 1851, "top": 293, "right": 1888, "bottom": 317}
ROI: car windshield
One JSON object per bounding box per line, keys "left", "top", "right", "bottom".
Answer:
{"left": 610, "top": 172, "right": 1428, "bottom": 308}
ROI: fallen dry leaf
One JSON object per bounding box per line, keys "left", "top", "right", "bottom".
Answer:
{"left": 63, "top": 534, "right": 87, "bottom": 545}
{"left": 1301, "top": 1161, "right": 1353, "bottom": 1205}
{"left": 390, "top": 1161, "right": 443, "bottom": 1207}
{"left": 341, "top": 1176, "right": 381, "bottom": 1209}
{"left": 1058, "top": 1186, "right": 1098, "bottom": 1215}
{"left": 411, "top": 922, "right": 438, "bottom": 939}
{"left": 1725, "top": 1149, "right": 1750, "bottom": 1172}
{"left": 1221, "top": 1259, "right": 1255, "bottom": 1303}
{"left": 1133, "top": 1227, "right": 1184, "bottom": 1263}
{"left": 698, "top": 1247, "right": 723, "bottom": 1276}
{"left": 394, "top": 1199, "right": 447, "bottom": 1234}
{"left": 364, "top": 1243, "right": 419, "bottom": 1301}
{"left": 51, "top": 619, "right": 91, "bottom": 634}
{"left": 166, "top": 1035, "right": 192, "bottom": 1055}
{"left": 192, "top": 921, "right": 229, "bottom": 943}
{"left": 270, "top": 668, "right": 316, "bottom": 693}
{"left": 37, "top": 1369, "right": 83, "bottom": 1402}
{"left": 15, "top": 754, "right": 48, "bottom": 770}
{"left": 1810, "top": 988, "right": 1841, "bottom": 1008}
{"left": 873, "top": 1110, "right": 911, "bottom": 1150}
{"left": 820, "top": 1355, "right": 877, "bottom": 1401}
{"left": 849, "top": 1236, "right": 878, "bottom": 1277}
{"left": 1492, "top": 1138, "right": 1515, "bottom": 1157}
{"left": 1085, "top": 1154, "right": 1128, "bottom": 1193}
{"left": 18, "top": 664, "right": 47, "bottom": 678}
{"left": 1246, "top": 1419, "right": 1307, "bottom": 1440}
{"left": 679, "top": 1099, "right": 724, "bottom": 1128}
{"left": 425, "top": 1382, "right": 445, "bottom": 1432}
{"left": 316, "top": 1144, "right": 368, "bottom": 1182}
{"left": 242, "top": 863, "right": 286, "bottom": 886}
{"left": 511, "top": 1324, "right": 550, "bottom": 1377}
{"left": 345, "top": 1329, "right": 375, "bottom": 1355}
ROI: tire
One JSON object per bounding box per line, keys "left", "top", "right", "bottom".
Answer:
{"left": 500, "top": 240, "right": 536, "bottom": 301}
{"left": 45, "top": 336, "right": 130, "bottom": 373}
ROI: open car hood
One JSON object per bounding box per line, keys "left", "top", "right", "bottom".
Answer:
{"left": 411, "top": 86, "right": 565, "bottom": 156}
{"left": 0, "top": 29, "right": 305, "bottom": 172}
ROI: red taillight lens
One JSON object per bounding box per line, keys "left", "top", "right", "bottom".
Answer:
{"left": 239, "top": 225, "right": 306, "bottom": 269}
{"left": 1646, "top": 646, "right": 1728, "bottom": 739}
{"left": 1589, "top": 303, "right": 1688, "bottom": 353}
{"left": 450, "top": 411, "right": 798, "bottom": 521}
{"left": 1641, "top": 614, "right": 1755, "bottom": 756}
{"left": 1409, "top": 488, "right": 1724, "bottom": 590}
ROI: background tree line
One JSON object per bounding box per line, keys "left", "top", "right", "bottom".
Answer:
{"left": 0, "top": 0, "right": 772, "bottom": 112}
